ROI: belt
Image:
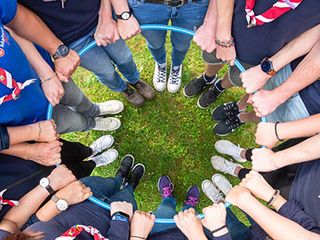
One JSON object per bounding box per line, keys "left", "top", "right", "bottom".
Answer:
{"left": 144, "top": 0, "right": 195, "bottom": 7}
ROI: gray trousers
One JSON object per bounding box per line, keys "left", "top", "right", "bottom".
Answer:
{"left": 52, "top": 79, "right": 99, "bottom": 134}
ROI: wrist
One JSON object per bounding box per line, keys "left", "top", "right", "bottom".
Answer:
{"left": 212, "top": 226, "right": 228, "bottom": 237}
{"left": 29, "top": 123, "right": 39, "bottom": 141}
{"left": 272, "top": 195, "right": 287, "bottom": 211}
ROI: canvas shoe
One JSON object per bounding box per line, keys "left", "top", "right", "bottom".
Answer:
{"left": 212, "top": 174, "right": 233, "bottom": 196}
{"left": 215, "top": 140, "right": 246, "bottom": 163}
{"left": 210, "top": 156, "right": 242, "bottom": 177}
{"left": 91, "top": 149, "right": 118, "bottom": 167}
{"left": 167, "top": 64, "right": 182, "bottom": 93}
{"left": 93, "top": 117, "right": 121, "bottom": 131}
{"left": 201, "top": 180, "right": 224, "bottom": 204}
{"left": 127, "top": 164, "right": 145, "bottom": 190}
{"left": 90, "top": 135, "right": 114, "bottom": 157}
{"left": 153, "top": 61, "right": 167, "bottom": 92}
{"left": 97, "top": 100, "right": 124, "bottom": 116}
{"left": 197, "top": 78, "right": 224, "bottom": 109}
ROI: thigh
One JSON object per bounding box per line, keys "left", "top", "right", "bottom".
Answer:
{"left": 60, "top": 139, "right": 92, "bottom": 164}
{"left": 66, "top": 161, "right": 96, "bottom": 179}
{"left": 103, "top": 39, "right": 133, "bottom": 65}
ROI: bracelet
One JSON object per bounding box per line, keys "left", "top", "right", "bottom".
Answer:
{"left": 215, "top": 38, "right": 235, "bottom": 48}
{"left": 41, "top": 72, "right": 57, "bottom": 83}
{"left": 274, "top": 122, "right": 284, "bottom": 141}
{"left": 130, "top": 236, "right": 146, "bottom": 240}
{"left": 211, "top": 225, "right": 227, "bottom": 235}
{"left": 267, "top": 189, "right": 280, "bottom": 205}
{"left": 37, "top": 122, "right": 42, "bottom": 141}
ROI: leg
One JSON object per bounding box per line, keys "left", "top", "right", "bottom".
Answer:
{"left": 66, "top": 161, "right": 96, "bottom": 179}
{"left": 108, "top": 184, "right": 137, "bottom": 211}
{"left": 60, "top": 139, "right": 93, "bottom": 164}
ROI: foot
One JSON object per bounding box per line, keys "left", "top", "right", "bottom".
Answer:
{"left": 214, "top": 115, "right": 243, "bottom": 136}
{"left": 215, "top": 140, "right": 246, "bottom": 163}
{"left": 157, "top": 175, "right": 174, "bottom": 198}
{"left": 201, "top": 180, "right": 224, "bottom": 204}
{"left": 90, "top": 149, "right": 118, "bottom": 167}
{"left": 183, "top": 74, "right": 217, "bottom": 97}
{"left": 211, "top": 102, "right": 240, "bottom": 121}
{"left": 153, "top": 62, "right": 167, "bottom": 92}
{"left": 132, "top": 80, "right": 155, "bottom": 100}
{"left": 167, "top": 64, "right": 182, "bottom": 93}
{"left": 210, "top": 156, "right": 241, "bottom": 177}
{"left": 184, "top": 185, "right": 200, "bottom": 207}
{"left": 97, "top": 100, "right": 124, "bottom": 116}
{"left": 90, "top": 135, "right": 114, "bottom": 157}
{"left": 93, "top": 117, "right": 121, "bottom": 131}
{"left": 212, "top": 174, "right": 232, "bottom": 196}
{"left": 127, "top": 164, "right": 145, "bottom": 190}
{"left": 197, "top": 78, "right": 224, "bottom": 109}
{"left": 116, "top": 154, "right": 135, "bottom": 181}
{"left": 122, "top": 85, "right": 145, "bottom": 107}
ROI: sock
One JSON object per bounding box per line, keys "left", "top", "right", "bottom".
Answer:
{"left": 204, "top": 74, "right": 216, "bottom": 83}
{"left": 173, "top": 65, "right": 181, "bottom": 71}
{"left": 214, "top": 79, "right": 225, "bottom": 92}
{"left": 159, "top": 62, "right": 167, "bottom": 69}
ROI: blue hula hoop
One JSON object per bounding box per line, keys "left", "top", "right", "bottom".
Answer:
{"left": 47, "top": 24, "right": 267, "bottom": 224}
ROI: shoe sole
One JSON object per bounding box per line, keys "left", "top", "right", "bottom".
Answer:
{"left": 157, "top": 175, "right": 174, "bottom": 193}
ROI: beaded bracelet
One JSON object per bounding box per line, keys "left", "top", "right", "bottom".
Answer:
{"left": 41, "top": 72, "right": 57, "bottom": 84}
{"left": 215, "top": 38, "right": 235, "bottom": 48}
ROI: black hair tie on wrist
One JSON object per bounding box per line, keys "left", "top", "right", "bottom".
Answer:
{"left": 275, "top": 122, "right": 284, "bottom": 141}
{"left": 211, "top": 225, "right": 227, "bottom": 235}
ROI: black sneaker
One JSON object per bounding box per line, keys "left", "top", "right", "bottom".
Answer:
{"left": 127, "top": 164, "right": 145, "bottom": 190}
{"left": 211, "top": 102, "right": 240, "bottom": 121}
{"left": 183, "top": 74, "right": 217, "bottom": 97}
{"left": 116, "top": 155, "right": 135, "bottom": 183}
{"left": 197, "top": 79, "right": 224, "bottom": 109}
{"left": 214, "top": 115, "right": 243, "bottom": 136}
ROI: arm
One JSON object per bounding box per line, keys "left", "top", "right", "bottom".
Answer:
{"left": 129, "top": 211, "right": 155, "bottom": 240}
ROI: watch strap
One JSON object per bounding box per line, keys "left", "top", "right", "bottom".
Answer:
{"left": 116, "top": 11, "right": 132, "bottom": 20}
{"left": 46, "top": 185, "right": 55, "bottom": 195}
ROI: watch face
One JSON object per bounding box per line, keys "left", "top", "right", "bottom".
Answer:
{"left": 261, "top": 60, "right": 272, "bottom": 73}
{"left": 121, "top": 12, "right": 131, "bottom": 20}
{"left": 56, "top": 199, "right": 68, "bottom": 211}
{"left": 40, "top": 178, "right": 49, "bottom": 188}
{"left": 57, "top": 45, "right": 69, "bottom": 57}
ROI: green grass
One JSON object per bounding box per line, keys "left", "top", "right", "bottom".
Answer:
{"left": 64, "top": 34, "right": 257, "bottom": 219}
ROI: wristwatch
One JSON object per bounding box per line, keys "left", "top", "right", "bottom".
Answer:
{"left": 39, "top": 177, "right": 55, "bottom": 195}
{"left": 111, "top": 211, "right": 130, "bottom": 223}
{"left": 260, "top": 57, "right": 276, "bottom": 76}
{"left": 51, "top": 195, "right": 68, "bottom": 211}
{"left": 52, "top": 44, "right": 70, "bottom": 60}
{"left": 116, "top": 11, "right": 132, "bottom": 20}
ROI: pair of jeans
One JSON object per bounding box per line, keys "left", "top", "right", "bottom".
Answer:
{"left": 68, "top": 29, "right": 140, "bottom": 92}
{"left": 52, "top": 78, "right": 100, "bottom": 134}
{"left": 128, "top": 0, "right": 209, "bottom": 66}
{"left": 80, "top": 176, "right": 137, "bottom": 211}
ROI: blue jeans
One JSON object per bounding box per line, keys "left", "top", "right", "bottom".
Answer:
{"left": 80, "top": 176, "right": 137, "bottom": 210}
{"left": 128, "top": 0, "right": 209, "bottom": 66}
{"left": 68, "top": 29, "right": 140, "bottom": 92}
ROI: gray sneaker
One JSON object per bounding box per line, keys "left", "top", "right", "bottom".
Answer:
{"left": 90, "top": 149, "right": 118, "bottom": 167}
{"left": 211, "top": 156, "right": 242, "bottom": 177}
{"left": 202, "top": 180, "right": 224, "bottom": 204}
{"left": 215, "top": 140, "right": 246, "bottom": 163}
{"left": 212, "top": 174, "right": 233, "bottom": 196}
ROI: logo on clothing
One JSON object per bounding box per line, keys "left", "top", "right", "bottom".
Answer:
{"left": 0, "top": 27, "right": 9, "bottom": 57}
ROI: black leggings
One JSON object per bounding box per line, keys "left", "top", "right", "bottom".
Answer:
{"left": 238, "top": 138, "right": 307, "bottom": 199}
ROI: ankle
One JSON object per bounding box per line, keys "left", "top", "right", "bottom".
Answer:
{"left": 204, "top": 73, "right": 217, "bottom": 83}
{"left": 214, "top": 79, "right": 225, "bottom": 92}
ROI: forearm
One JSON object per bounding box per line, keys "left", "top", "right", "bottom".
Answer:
{"left": 216, "top": 0, "right": 234, "bottom": 39}
{"left": 1, "top": 143, "right": 32, "bottom": 160}
{"left": 7, "top": 124, "right": 39, "bottom": 145}
{"left": 35, "top": 200, "right": 61, "bottom": 222}
{"left": 202, "top": 0, "right": 217, "bottom": 28}
{"left": 110, "top": 0, "right": 130, "bottom": 14}
{"left": 7, "top": 4, "right": 62, "bottom": 55}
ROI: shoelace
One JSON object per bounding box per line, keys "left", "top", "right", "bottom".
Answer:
{"left": 225, "top": 116, "right": 242, "bottom": 130}
{"left": 184, "top": 196, "right": 199, "bottom": 207}
{"left": 135, "top": 81, "right": 145, "bottom": 88}
{"left": 157, "top": 66, "right": 166, "bottom": 83}
{"left": 125, "top": 87, "right": 135, "bottom": 96}
{"left": 162, "top": 186, "right": 173, "bottom": 198}
{"left": 170, "top": 67, "right": 180, "bottom": 85}
{"left": 194, "top": 76, "right": 208, "bottom": 88}
{"left": 223, "top": 103, "right": 239, "bottom": 118}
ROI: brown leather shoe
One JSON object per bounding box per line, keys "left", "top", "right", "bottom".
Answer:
{"left": 131, "top": 80, "right": 155, "bottom": 100}
{"left": 122, "top": 85, "right": 145, "bottom": 107}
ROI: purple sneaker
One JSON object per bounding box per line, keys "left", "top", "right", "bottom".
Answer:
{"left": 158, "top": 176, "right": 174, "bottom": 198}
{"left": 184, "top": 185, "right": 200, "bottom": 207}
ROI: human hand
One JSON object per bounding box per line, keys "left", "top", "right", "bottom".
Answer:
{"left": 33, "top": 120, "right": 59, "bottom": 142}
{"left": 225, "top": 185, "right": 252, "bottom": 208}
{"left": 54, "top": 49, "right": 80, "bottom": 82}
{"left": 27, "top": 140, "right": 62, "bottom": 166}
{"left": 251, "top": 148, "right": 278, "bottom": 172}
{"left": 130, "top": 211, "right": 155, "bottom": 238}
{"left": 117, "top": 16, "right": 141, "bottom": 40}
{"left": 174, "top": 208, "right": 207, "bottom": 240}
{"left": 110, "top": 201, "right": 133, "bottom": 220}
{"left": 56, "top": 181, "right": 92, "bottom": 205}
{"left": 255, "top": 122, "right": 278, "bottom": 148}
{"left": 47, "top": 164, "right": 76, "bottom": 191}
{"left": 95, "top": 18, "right": 120, "bottom": 46}
{"left": 240, "top": 170, "right": 275, "bottom": 202}
{"left": 240, "top": 65, "right": 271, "bottom": 94}
{"left": 41, "top": 74, "right": 64, "bottom": 106}
{"left": 202, "top": 203, "right": 227, "bottom": 236}
{"left": 194, "top": 22, "right": 216, "bottom": 53}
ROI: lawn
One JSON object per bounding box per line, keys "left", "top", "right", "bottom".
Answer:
{"left": 64, "top": 34, "right": 258, "bottom": 218}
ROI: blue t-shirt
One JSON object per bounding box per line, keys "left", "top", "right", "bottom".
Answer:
{"left": 0, "top": 0, "right": 48, "bottom": 126}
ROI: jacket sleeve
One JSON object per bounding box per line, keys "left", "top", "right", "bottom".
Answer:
{"left": 0, "top": 126, "right": 10, "bottom": 151}
{"left": 106, "top": 219, "right": 130, "bottom": 240}
{"left": 213, "top": 233, "right": 233, "bottom": 240}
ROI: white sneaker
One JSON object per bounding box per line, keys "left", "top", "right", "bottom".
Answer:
{"left": 97, "top": 100, "right": 124, "bottom": 116}
{"left": 212, "top": 174, "right": 233, "bottom": 196}
{"left": 201, "top": 180, "right": 224, "bottom": 204}
{"left": 215, "top": 140, "right": 246, "bottom": 163}
{"left": 211, "top": 156, "right": 242, "bottom": 177}
{"left": 167, "top": 64, "right": 182, "bottom": 93}
{"left": 91, "top": 149, "right": 118, "bottom": 167}
{"left": 93, "top": 117, "right": 121, "bottom": 131}
{"left": 153, "top": 61, "right": 167, "bottom": 92}
{"left": 90, "top": 135, "right": 114, "bottom": 157}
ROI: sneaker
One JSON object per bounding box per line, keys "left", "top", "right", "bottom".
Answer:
{"left": 201, "top": 180, "right": 224, "bottom": 204}
{"left": 153, "top": 62, "right": 167, "bottom": 92}
{"left": 215, "top": 140, "right": 246, "bottom": 163}
{"left": 197, "top": 78, "right": 224, "bottom": 109}
{"left": 93, "top": 117, "right": 121, "bottom": 131}
{"left": 116, "top": 154, "right": 135, "bottom": 181}
{"left": 167, "top": 64, "right": 182, "bottom": 93}
{"left": 97, "top": 100, "right": 124, "bottom": 116}
{"left": 183, "top": 74, "right": 217, "bottom": 97}
{"left": 132, "top": 80, "right": 155, "bottom": 100}
{"left": 210, "top": 156, "right": 241, "bottom": 177}
{"left": 214, "top": 115, "right": 243, "bottom": 136}
{"left": 184, "top": 185, "right": 200, "bottom": 207}
{"left": 90, "top": 149, "right": 118, "bottom": 167}
{"left": 122, "top": 85, "right": 145, "bottom": 107}
{"left": 127, "top": 164, "right": 145, "bottom": 190}
{"left": 157, "top": 176, "right": 174, "bottom": 198}
{"left": 212, "top": 174, "right": 232, "bottom": 196}
{"left": 211, "top": 102, "right": 240, "bottom": 121}
{"left": 90, "top": 135, "right": 114, "bottom": 157}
